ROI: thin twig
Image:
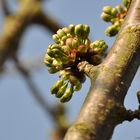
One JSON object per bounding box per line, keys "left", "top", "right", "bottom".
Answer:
{"left": 12, "top": 54, "right": 69, "bottom": 127}
{"left": 12, "top": 54, "right": 54, "bottom": 117}
{"left": 0, "top": 0, "right": 11, "bottom": 16}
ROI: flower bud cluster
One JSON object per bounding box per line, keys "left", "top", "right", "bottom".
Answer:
{"left": 50, "top": 70, "right": 85, "bottom": 103}
{"left": 101, "top": 0, "right": 131, "bottom": 36}
{"left": 44, "top": 24, "right": 108, "bottom": 102}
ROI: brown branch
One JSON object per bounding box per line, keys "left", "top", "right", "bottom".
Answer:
{"left": 0, "top": 0, "right": 11, "bottom": 16}
{"left": 64, "top": 0, "right": 140, "bottom": 140}
{"left": 12, "top": 54, "right": 54, "bottom": 116}
{"left": 124, "top": 109, "right": 140, "bottom": 121}
{"left": 0, "top": 0, "right": 62, "bottom": 70}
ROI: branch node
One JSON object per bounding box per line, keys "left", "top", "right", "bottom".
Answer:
{"left": 77, "top": 61, "right": 98, "bottom": 78}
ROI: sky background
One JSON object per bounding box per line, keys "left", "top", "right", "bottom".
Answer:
{"left": 0, "top": 0, "right": 140, "bottom": 140}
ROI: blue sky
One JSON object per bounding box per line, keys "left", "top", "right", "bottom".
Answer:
{"left": 0, "top": 0, "right": 140, "bottom": 140}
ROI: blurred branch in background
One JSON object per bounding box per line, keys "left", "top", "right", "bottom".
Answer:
{"left": 12, "top": 54, "right": 69, "bottom": 140}
{"left": 0, "top": 0, "right": 62, "bottom": 70}
{"left": 0, "top": 0, "right": 68, "bottom": 140}
{"left": 0, "top": 0, "right": 11, "bottom": 16}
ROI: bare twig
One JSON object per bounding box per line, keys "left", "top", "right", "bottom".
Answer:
{"left": 0, "top": 0, "right": 11, "bottom": 16}
{"left": 12, "top": 54, "right": 69, "bottom": 140}
{"left": 124, "top": 109, "right": 140, "bottom": 121}
{"left": 0, "top": 0, "right": 61, "bottom": 70}
{"left": 12, "top": 54, "right": 54, "bottom": 116}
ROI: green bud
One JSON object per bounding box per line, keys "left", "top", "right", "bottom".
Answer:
{"left": 57, "top": 29, "right": 66, "bottom": 38}
{"left": 105, "top": 25, "right": 120, "bottom": 36}
{"left": 48, "top": 44, "right": 52, "bottom": 49}
{"left": 51, "top": 79, "right": 64, "bottom": 94}
{"left": 74, "top": 24, "right": 83, "bottom": 37}
{"left": 116, "top": 5, "right": 125, "bottom": 14}
{"left": 69, "top": 24, "right": 75, "bottom": 34}
{"left": 103, "top": 6, "right": 113, "bottom": 15}
{"left": 83, "top": 24, "right": 90, "bottom": 37}
{"left": 52, "top": 48, "right": 67, "bottom": 58}
{"left": 47, "top": 48, "right": 54, "bottom": 57}
{"left": 111, "top": 8, "right": 118, "bottom": 17}
{"left": 50, "top": 44, "right": 60, "bottom": 49}
{"left": 99, "top": 40, "right": 105, "bottom": 46}
{"left": 89, "top": 40, "right": 108, "bottom": 54}
{"left": 122, "top": 0, "right": 131, "bottom": 9}
{"left": 61, "top": 36, "right": 68, "bottom": 42}
{"left": 71, "top": 38, "right": 79, "bottom": 48}
{"left": 62, "top": 27, "right": 71, "bottom": 34}
{"left": 111, "top": 18, "right": 118, "bottom": 24}
{"left": 60, "top": 86, "right": 73, "bottom": 103}
{"left": 56, "top": 82, "right": 68, "bottom": 98}
{"left": 48, "top": 67, "right": 59, "bottom": 74}
{"left": 101, "top": 13, "right": 112, "bottom": 22}
{"left": 52, "top": 34, "right": 60, "bottom": 44}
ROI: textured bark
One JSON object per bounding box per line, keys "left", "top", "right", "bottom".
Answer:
{"left": 64, "top": 0, "right": 140, "bottom": 140}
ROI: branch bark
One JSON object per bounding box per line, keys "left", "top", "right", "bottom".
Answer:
{"left": 64, "top": 0, "right": 140, "bottom": 140}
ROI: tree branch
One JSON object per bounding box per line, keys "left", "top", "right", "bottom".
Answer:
{"left": 0, "top": 0, "right": 62, "bottom": 70}
{"left": 64, "top": 0, "right": 140, "bottom": 140}
{"left": 0, "top": 0, "right": 11, "bottom": 16}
